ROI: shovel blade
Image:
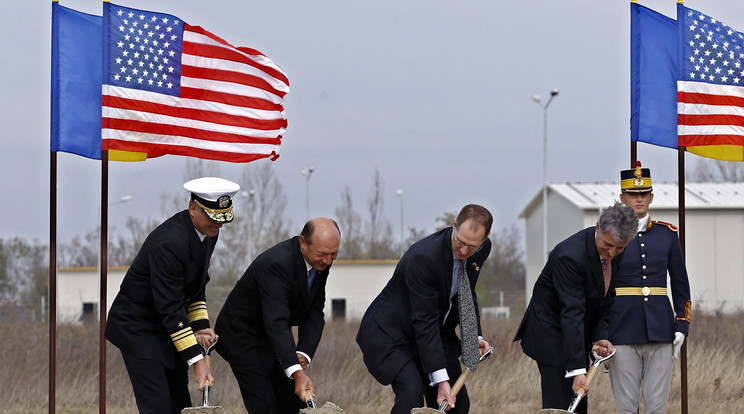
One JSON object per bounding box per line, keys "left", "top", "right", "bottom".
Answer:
{"left": 180, "top": 406, "right": 225, "bottom": 414}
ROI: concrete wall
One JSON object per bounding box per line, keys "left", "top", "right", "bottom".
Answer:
{"left": 57, "top": 261, "right": 399, "bottom": 323}
{"left": 57, "top": 267, "right": 126, "bottom": 323}
{"left": 323, "top": 260, "right": 397, "bottom": 321}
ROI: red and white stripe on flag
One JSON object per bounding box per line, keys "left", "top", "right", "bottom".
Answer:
{"left": 102, "top": 3, "right": 289, "bottom": 163}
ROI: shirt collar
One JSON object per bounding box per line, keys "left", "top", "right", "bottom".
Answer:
{"left": 300, "top": 245, "right": 312, "bottom": 273}
{"left": 638, "top": 214, "right": 650, "bottom": 232}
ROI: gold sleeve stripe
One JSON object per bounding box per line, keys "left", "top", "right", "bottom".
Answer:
{"left": 187, "top": 301, "right": 209, "bottom": 322}
{"left": 188, "top": 301, "right": 207, "bottom": 311}
{"left": 170, "top": 327, "right": 197, "bottom": 352}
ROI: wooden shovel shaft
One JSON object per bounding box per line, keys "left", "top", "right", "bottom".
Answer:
{"left": 304, "top": 389, "right": 316, "bottom": 408}
{"left": 450, "top": 369, "right": 472, "bottom": 397}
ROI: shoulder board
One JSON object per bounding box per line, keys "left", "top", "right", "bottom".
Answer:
{"left": 652, "top": 220, "right": 678, "bottom": 232}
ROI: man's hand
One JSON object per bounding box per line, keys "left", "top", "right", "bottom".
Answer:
{"left": 436, "top": 380, "right": 455, "bottom": 410}
{"left": 673, "top": 332, "right": 685, "bottom": 360}
{"left": 297, "top": 352, "right": 309, "bottom": 369}
{"left": 193, "top": 358, "right": 214, "bottom": 391}
{"left": 195, "top": 328, "right": 218, "bottom": 348}
{"left": 291, "top": 369, "right": 314, "bottom": 401}
{"left": 478, "top": 338, "right": 491, "bottom": 357}
{"left": 571, "top": 373, "right": 588, "bottom": 396}
{"left": 592, "top": 339, "right": 615, "bottom": 357}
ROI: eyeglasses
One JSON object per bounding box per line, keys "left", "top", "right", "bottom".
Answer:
{"left": 453, "top": 227, "right": 484, "bottom": 253}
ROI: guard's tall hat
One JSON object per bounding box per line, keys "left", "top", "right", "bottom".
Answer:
{"left": 620, "top": 161, "right": 652, "bottom": 193}
{"left": 183, "top": 177, "right": 240, "bottom": 223}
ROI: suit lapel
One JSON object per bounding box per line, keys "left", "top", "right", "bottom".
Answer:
{"left": 292, "top": 237, "right": 312, "bottom": 306}
{"left": 441, "top": 228, "right": 455, "bottom": 307}
{"left": 585, "top": 228, "right": 605, "bottom": 298}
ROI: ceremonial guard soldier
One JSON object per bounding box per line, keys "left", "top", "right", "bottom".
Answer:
{"left": 608, "top": 162, "right": 691, "bottom": 414}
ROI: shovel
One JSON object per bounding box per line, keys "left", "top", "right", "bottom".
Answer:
{"left": 182, "top": 338, "right": 224, "bottom": 414}
{"left": 563, "top": 346, "right": 617, "bottom": 413}
{"left": 436, "top": 347, "right": 494, "bottom": 412}
{"left": 305, "top": 389, "right": 317, "bottom": 409}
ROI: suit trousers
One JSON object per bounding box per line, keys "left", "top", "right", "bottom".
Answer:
{"left": 230, "top": 362, "right": 305, "bottom": 414}
{"left": 537, "top": 362, "right": 587, "bottom": 414}
{"left": 608, "top": 343, "right": 673, "bottom": 414}
{"left": 121, "top": 352, "right": 191, "bottom": 414}
{"left": 389, "top": 345, "right": 470, "bottom": 414}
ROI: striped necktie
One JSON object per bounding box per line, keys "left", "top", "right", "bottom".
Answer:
{"left": 602, "top": 259, "right": 611, "bottom": 295}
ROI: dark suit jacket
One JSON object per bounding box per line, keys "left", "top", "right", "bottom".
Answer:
{"left": 215, "top": 236, "right": 328, "bottom": 373}
{"left": 105, "top": 210, "right": 215, "bottom": 367}
{"left": 514, "top": 227, "right": 620, "bottom": 372}
{"left": 356, "top": 227, "right": 491, "bottom": 385}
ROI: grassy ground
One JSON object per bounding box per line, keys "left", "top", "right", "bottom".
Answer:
{"left": 2, "top": 311, "right": 744, "bottom": 413}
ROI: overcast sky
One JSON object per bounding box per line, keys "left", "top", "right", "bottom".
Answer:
{"left": 3, "top": 0, "right": 744, "bottom": 244}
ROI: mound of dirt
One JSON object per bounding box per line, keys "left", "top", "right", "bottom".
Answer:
{"left": 300, "top": 401, "right": 345, "bottom": 414}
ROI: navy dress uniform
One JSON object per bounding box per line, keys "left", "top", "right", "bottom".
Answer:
{"left": 105, "top": 177, "right": 239, "bottom": 414}
{"left": 608, "top": 163, "right": 691, "bottom": 414}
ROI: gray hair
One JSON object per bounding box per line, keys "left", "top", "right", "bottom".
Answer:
{"left": 598, "top": 202, "right": 638, "bottom": 244}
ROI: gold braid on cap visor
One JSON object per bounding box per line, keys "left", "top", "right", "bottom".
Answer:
{"left": 193, "top": 198, "right": 233, "bottom": 222}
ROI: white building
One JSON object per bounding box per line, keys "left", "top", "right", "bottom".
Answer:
{"left": 56, "top": 260, "right": 399, "bottom": 323}
{"left": 519, "top": 181, "right": 744, "bottom": 313}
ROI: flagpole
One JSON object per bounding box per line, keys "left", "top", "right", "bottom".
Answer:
{"left": 49, "top": 151, "right": 57, "bottom": 414}
{"left": 677, "top": 146, "right": 688, "bottom": 414}
{"left": 100, "top": 151, "right": 109, "bottom": 414}
{"left": 677, "top": 5, "right": 687, "bottom": 412}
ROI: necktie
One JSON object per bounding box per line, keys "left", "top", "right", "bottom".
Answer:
{"left": 602, "top": 259, "right": 611, "bottom": 295}
{"left": 457, "top": 260, "right": 480, "bottom": 371}
{"left": 308, "top": 268, "right": 316, "bottom": 293}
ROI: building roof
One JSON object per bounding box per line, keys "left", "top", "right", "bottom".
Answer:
{"left": 520, "top": 182, "right": 744, "bottom": 218}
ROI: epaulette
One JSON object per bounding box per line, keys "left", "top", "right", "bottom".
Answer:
{"left": 652, "top": 220, "right": 678, "bottom": 232}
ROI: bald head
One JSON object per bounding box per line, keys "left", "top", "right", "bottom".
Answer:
{"left": 300, "top": 217, "right": 341, "bottom": 271}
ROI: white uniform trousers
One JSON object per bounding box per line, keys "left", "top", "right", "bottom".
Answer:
{"left": 608, "top": 343, "right": 673, "bottom": 414}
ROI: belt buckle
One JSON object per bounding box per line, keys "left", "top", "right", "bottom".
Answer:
{"left": 641, "top": 286, "right": 651, "bottom": 296}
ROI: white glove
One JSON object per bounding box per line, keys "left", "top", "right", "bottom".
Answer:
{"left": 672, "top": 332, "right": 685, "bottom": 360}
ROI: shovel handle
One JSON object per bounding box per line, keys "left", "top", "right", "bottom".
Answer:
{"left": 304, "top": 389, "right": 316, "bottom": 408}
{"left": 438, "top": 368, "right": 474, "bottom": 411}
{"left": 198, "top": 354, "right": 214, "bottom": 389}
{"left": 574, "top": 364, "right": 598, "bottom": 397}
{"left": 450, "top": 369, "right": 472, "bottom": 397}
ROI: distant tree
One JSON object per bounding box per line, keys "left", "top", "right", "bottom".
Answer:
{"left": 108, "top": 216, "right": 159, "bottom": 267}
{"left": 0, "top": 238, "right": 48, "bottom": 304}
{"left": 160, "top": 158, "right": 223, "bottom": 217}
{"left": 477, "top": 225, "right": 526, "bottom": 307}
{"left": 212, "top": 162, "right": 291, "bottom": 283}
{"left": 334, "top": 186, "right": 363, "bottom": 260}
{"left": 688, "top": 158, "right": 744, "bottom": 182}
{"left": 364, "top": 169, "right": 396, "bottom": 259}
{"left": 400, "top": 226, "right": 428, "bottom": 254}
{"left": 435, "top": 212, "right": 456, "bottom": 231}
{"left": 59, "top": 229, "right": 98, "bottom": 267}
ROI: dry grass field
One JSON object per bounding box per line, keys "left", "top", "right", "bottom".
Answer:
{"left": 2, "top": 310, "right": 744, "bottom": 413}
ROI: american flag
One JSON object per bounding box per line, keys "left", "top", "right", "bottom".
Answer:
{"left": 101, "top": 3, "right": 289, "bottom": 162}
{"left": 677, "top": 5, "right": 744, "bottom": 150}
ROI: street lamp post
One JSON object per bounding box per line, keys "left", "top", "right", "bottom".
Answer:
{"left": 301, "top": 167, "right": 315, "bottom": 221}
{"left": 533, "top": 88, "right": 559, "bottom": 262}
{"left": 395, "top": 189, "right": 404, "bottom": 251}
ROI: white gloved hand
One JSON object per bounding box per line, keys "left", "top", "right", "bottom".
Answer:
{"left": 672, "top": 332, "right": 685, "bottom": 360}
